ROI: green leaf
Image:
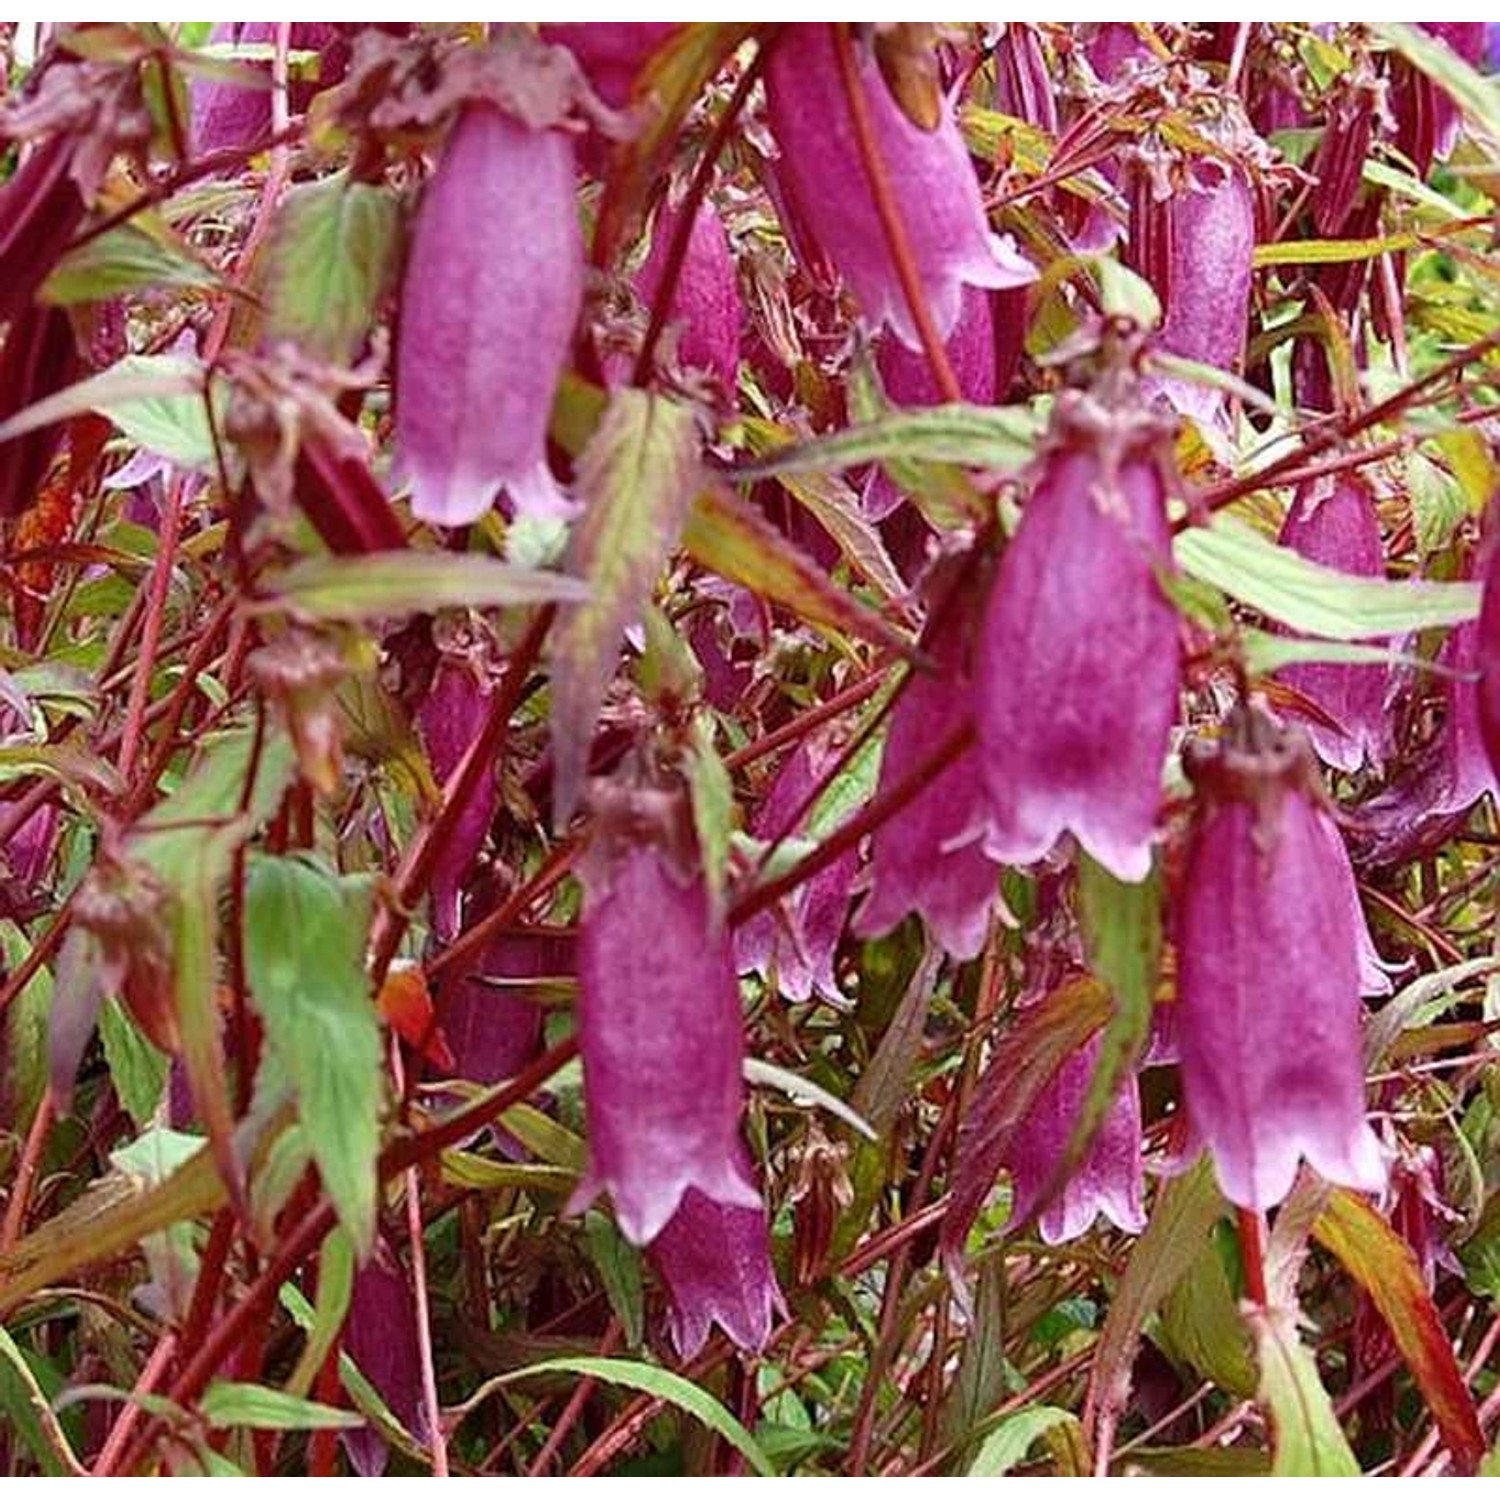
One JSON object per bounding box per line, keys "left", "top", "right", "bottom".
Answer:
{"left": 245, "top": 855, "right": 382, "bottom": 1255}
{"left": 264, "top": 171, "right": 399, "bottom": 363}
{"left": 1095, "top": 257, "right": 1161, "bottom": 328}
{"left": 0, "top": 354, "right": 219, "bottom": 470}
{"left": 587, "top": 1210, "right": 646, "bottom": 1349}
{"left": 263, "top": 550, "right": 588, "bottom": 622}
{"left": 1312, "top": 1188, "right": 1485, "bottom": 1473}
{"left": 684, "top": 484, "right": 912, "bottom": 655}
{"left": 0, "top": 1328, "right": 86, "bottom": 1475}
{"left": 285, "top": 1226, "right": 356, "bottom": 1400}
{"left": 1251, "top": 232, "right": 1417, "bottom": 267}
{"left": 969, "top": 1406, "right": 1085, "bottom": 1477}
{"left": 42, "top": 222, "right": 221, "bottom": 305}
{"left": 731, "top": 402, "right": 1044, "bottom": 482}
{"left": 1376, "top": 22, "right": 1500, "bottom": 143}
{"left": 550, "top": 389, "right": 702, "bottom": 822}
{"left": 99, "top": 997, "right": 169, "bottom": 1129}
{"left": 1241, "top": 630, "right": 1446, "bottom": 677}
{"left": 1084, "top": 1158, "right": 1225, "bottom": 1447}
{"left": 1247, "top": 1304, "right": 1361, "bottom": 1477}
{"left": 1157, "top": 1232, "right": 1258, "bottom": 1398}
{"left": 199, "top": 1380, "right": 362, "bottom": 1432}
{"left": 453, "top": 1355, "right": 776, "bottom": 1476}
{"left": 1175, "top": 515, "right": 1480, "bottom": 639}
{"left": 685, "top": 710, "right": 735, "bottom": 918}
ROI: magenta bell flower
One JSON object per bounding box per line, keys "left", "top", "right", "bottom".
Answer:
{"left": 417, "top": 656, "right": 498, "bottom": 942}
{"left": 432, "top": 931, "right": 562, "bottom": 1086}
{"left": 1177, "top": 716, "right": 1386, "bottom": 1210}
{"left": 539, "top": 23, "right": 680, "bottom": 109}
{"left": 633, "top": 198, "right": 742, "bottom": 395}
{"left": 1275, "top": 477, "right": 1391, "bottom": 774}
{"left": 648, "top": 1151, "right": 784, "bottom": 1360}
{"left": 1477, "top": 537, "right": 1500, "bottom": 793}
{"left": 1003, "top": 1034, "right": 1146, "bottom": 1245}
{"left": 1151, "top": 160, "right": 1256, "bottom": 424}
{"left": 764, "top": 24, "right": 1034, "bottom": 351}
{"left": 737, "top": 730, "right": 858, "bottom": 1006}
{"left": 574, "top": 784, "right": 758, "bottom": 1244}
{"left": 977, "top": 379, "right": 1181, "bottom": 883}
{"left": 1393, "top": 23, "right": 1485, "bottom": 177}
{"left": 865, "top": 284, "right": 999, "bottom": 521}
{"left": 342, "top": 1238, "right": 427, "bottom": 1477}
{"left": 858, "top": 569, "right": 1001, "bottom": 960}
{"left": 395, "top": 104, "right": 582, "bottom": 526}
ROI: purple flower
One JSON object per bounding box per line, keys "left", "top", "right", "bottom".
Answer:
{"left": 190, "top": 23, "right": 345, "bottom": 158}
{"left": 1275, "top": 477, "right": 1391, "bottom": 774}
{"left": 1177, "top": 715, "right": 1385, "bottom": 1209}
{"left": 764, "top": 24, "right": 1034, "bottom": 352}
{"left": 648, "top": 1150, "right": 784, "bottom": 1360}
{"left": 0, "top": 301, "right": 80, "bottom": 521}
{"left": 432, "top": 931, "right": 563, "bottom": 1086}
{"left": 857, "top": 567, "right": 1001, "bottom": 959}
{"left": 342, "top": 1238, "right": 428, "bottom": 1477}
{"left": 977, "top": 379, "right": 1181, "bottom": 882}
{"left": 865, "top": 284, "right": 999, "bottom": 521}
{"left": 992, "top": 24, "right": 1058, "bottom": 135}
{"left": 1003, "top": 1035, "right": 1146, "bottom": 1245}
{"left": 1150, "top": 160, "right": 1256, "bottom": 424}
{"left": 395, "top": 104, "right": 582, "bottom": 526}
{"left": 632, "top": 198, "right": 742, "bottom": 394}
{"left": 539, "top": 23, "right": 680, "bottom": 109}
{"left": 737, "top": 730, "right": 858, "bottom": 1006}
{"left": 1393, "top": 23, "right": 1486, "bottom": 176}
{"left": 416, "top": 656, "right": 498, "bottom": 942}
{"left": 573, "top": 784, "right": 758, "bottom": 1244}
{"left": 1478, "top": 537, "right": 1500, "bottom": 794}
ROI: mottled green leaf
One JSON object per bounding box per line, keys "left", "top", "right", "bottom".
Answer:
{"left": 264, "top": 171, "right": 399, "bottom": 363}
{"left": 1247, "top": 1304, "right": 1360, "bottom": 1477}
{"left": 99, "top": 999, "right": 169, "bottom": 1130}
{"left": 969, "top": 1405, "right": 1086, "bottom": 1477}
{"left": 1176, "top": 515, "right": 1480, "bottom": 639}
{"left": 245, "top": 854, "right": 381, "bottom": 1255}
{"left": 43, "top": 222, "right": 220, "bottom": 305}
{"left": 550, "top": 389, "right": 701, "bottom": 823}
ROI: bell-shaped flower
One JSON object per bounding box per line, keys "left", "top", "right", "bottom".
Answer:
{"left": 417, "top": 652, "right": 499, "bottom": 941}
{"left": 648, "top": 1148, "right": 784, "bottom": 1360}
{"left": 632, "top": 198, "right": 742, "bottom": 395}
{"left": 342, "top": 1238, "right": 428, "bottom": 1477}
{"left": 574, "top": 782, "right": 758, "bottom": 1245}
{"left": 1003, "top": 1034, "right": 1146, "bottom": 1245}
{"left": 1478, "top": 535, "right": 1500, "bottom": 794}
{"left": 395, "top": 103, "right": 582, "bottom": 526}
{"left": 1275, "top": 477, "right": 1391, "bottom": 774}
{"left": 1150, "top": 159, "right": 1256, "bottom": 424}
{"left": 432, "top": 930, "right": 563, "bottom": 1086}
{"left": 1177, "top": 714, "right": 1386, "bottom": 1210}
{"left": 737, "top": 730, "right": 858, "bottom": 1006}
{"left": 1392, "top": 24, "right": 1485, "bottom": 177}
{"left": 865, "top": 284, "right": 999, "bottom": 521}
{"left": 858, "top": 564, "right": 1001, "bottom": 959}
{"left": 764, "top": 24, "right": 1034, "bottom": 352}
{"left": 977, "top": 374, "right": 1181, "bottom": 883}
{"left": 539, "top": 23, "right": 680, "bottom": 109}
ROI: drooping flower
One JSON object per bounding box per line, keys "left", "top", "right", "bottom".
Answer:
{"left": 0, "top": 301, "right": 81, "bottom": 520}
{"left": 1003, "top": 1034, "right": 1146, "bottom": 1245}
{"left": 190, "top": 22, "right": 346, "bottom": 158}
{"left": 858, "top": 561, "right": 1001, "bottom": 960}
{"left": 432, "top": 930, "right": 563, "bottom": 1086}
{"left": 1147, "top": 158, "right": 1257, "bottom": 424}
{"left": 1274, "top": 476, "right": 1391, "bottom": 774}
{"left": 342, "top": 1238, "right": 428, "bottom": 1477}
{"left": 395, "top": 103, "right": 582, "bottom": 526}
{"left": 976, "top": 366, "right": 1181, "bottom": 883}
{"left": 1310, "top": 60, "right": 1383, "bottom": 236}
{"left": 864, "top": 284, "right": 1000, "bottom": 521}
{"left": 539, "top": 23, "right": 680, "bottom": 109}
{"left": 737, "top": 729, "right": 858, "bottom": 1006}
{"left": 573, "top": 782, "right": 758, "bottom": 1245}
{"left": 631, "top": 198, "right": 743, "bottom": 395}
{"left": 1478, "top": 536, "right": 1500, "bottom": 794}
{"left": 1391, "top": 23, "right": 1486, "bottom": 178}
{"left": 417, "top": 650, "right": 499, "bottom": 942}
{"left": 992, "top": 24, "right": 1058, "bottom": 136}
{"left": 1177, "top": 713, "right": 1386, "bottom": 1210}
{"left": 764, "top": 23, "right": 1034, "bottom": 352}
{"left": 648, "top": 1147, "right": 784, "bottom": 1360}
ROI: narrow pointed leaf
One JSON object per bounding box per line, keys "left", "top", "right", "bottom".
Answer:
{"left": 1247, "top": 1305, "right": 1361, "bottom": 1476}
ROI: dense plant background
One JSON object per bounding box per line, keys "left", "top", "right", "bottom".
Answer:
{"left": 3, "top": 19, "right": 1500, "bottom": 1477}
